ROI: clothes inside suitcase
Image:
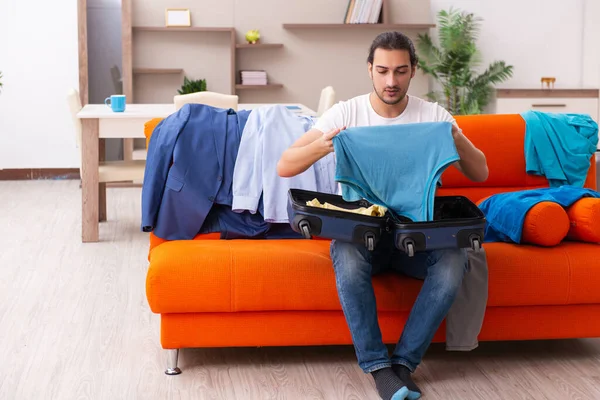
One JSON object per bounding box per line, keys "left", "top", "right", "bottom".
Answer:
{"left": 287, "top": 189, "right": 390, "bottom": 251}
{"left": 287, "top": 189, "right": 485, "bottom": 256}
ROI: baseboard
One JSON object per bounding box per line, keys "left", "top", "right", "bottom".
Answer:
{"left": 0, "top": 168, "right": 80, "bottom": 180}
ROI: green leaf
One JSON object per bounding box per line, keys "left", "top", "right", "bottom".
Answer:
{"left": 178, "top": 76, "right": 207, "bottom": 95}
{"left": 415, "top": 7, "right": 513, "bottom": 115}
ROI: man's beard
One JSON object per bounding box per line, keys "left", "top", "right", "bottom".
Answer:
{"left": 374, "top": 84, "right": 406, "bottom": 105}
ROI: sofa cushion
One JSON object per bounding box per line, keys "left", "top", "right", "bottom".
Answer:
{"left": 485, "top": 241, "right": 600, "bottom": 306}
{"left": 474, "top": 197, "right": 570, "bottom": 247}
{"left": 566, "top": 197, "right": 600, "bottom": 244}
{"left": 146, "top": 239, "right": 600, "bottom": 314}
{"left": 147, "top": 240, "right": 337, "bottom": 314}
{"left": 521, "top": 201, "right": 570, "bottom": 246}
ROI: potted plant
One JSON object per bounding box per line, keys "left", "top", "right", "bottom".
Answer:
{"left": 417, "top": 8, "right": 514, "bottom": 115}
{"left": 178, "top": 76, "right": 207, "bottom": 95}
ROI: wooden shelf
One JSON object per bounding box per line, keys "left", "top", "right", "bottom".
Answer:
{"left": 133, "top": 68, "right": 183, "bottom": 74}
{"left": 282, "top": 23, "right": 435, "bottom": 30}
{"left": 235, "top": 43, "right": 284, "bottom": 49}
{"left": 133, "top": 26, "right": 234, "bottom": 32}
{"left": 496, "top": 88, "right": 600, "bottom": 99}
{"left": 235, "top": 84, "right": 284, "bottom": 90}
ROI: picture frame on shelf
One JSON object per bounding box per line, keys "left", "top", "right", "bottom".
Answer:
{"left": 165, "top": 9, "right": 191, "bottom": 27}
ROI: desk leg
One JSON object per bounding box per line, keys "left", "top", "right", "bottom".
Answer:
{"left": 99, "top": 139, "right": 107, "bottom": 222}
{"left": 99, "top": 185, "right": 107, "bottom": 221}
{"left": 123, "top": 138, "right": 134, "bottom": 161}
{"left": 82, "top": 119, "right": 100, "bottom": 242}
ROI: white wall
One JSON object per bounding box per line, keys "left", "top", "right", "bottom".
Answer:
{"left": 430, "top": 0, "right": 592, "bottom": 88}
{"left": 0, "top": 0, "right": 80, "bottom": 169}
{"left": 582, "top": 0, "right": 600, "bottom": 87}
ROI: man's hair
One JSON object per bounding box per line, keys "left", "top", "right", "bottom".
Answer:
{"left": 367, "top": 31, "right": 418, "bottom": 66}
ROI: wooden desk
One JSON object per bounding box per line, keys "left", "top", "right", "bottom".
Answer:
{"left": 76, "top": 103, "right": 316, "bottom": 242}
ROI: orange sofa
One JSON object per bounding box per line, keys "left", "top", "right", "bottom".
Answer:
{"left": 144, "top": 114, "right": 600, "bottom": 374}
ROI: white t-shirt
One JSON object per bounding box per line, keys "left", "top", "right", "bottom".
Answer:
{"left": 313, "top": 93, "right": 456, "bottom": 132}
{"left": 312, "top": 93, "right": 457, "bottom": 194}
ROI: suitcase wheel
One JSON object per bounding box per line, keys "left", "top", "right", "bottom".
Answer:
{"left": 470, "top": 235, "right": 482, "bottom": 252}
{"left": 402, "top": 238, "right": 415, "bottom": 257}
{"left": 364, "top": 232, "right": 376, "bottom": 251}
{"left": 298, "top": 220, "right": 312, "bottom": 239}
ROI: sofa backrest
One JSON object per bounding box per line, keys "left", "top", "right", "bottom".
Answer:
{"left": 143, "top": 113, "right": 597, "bottom": 206}
{"left": 144, "top": 118, "right": 163, "bottom": 148}
{"left": 437, "top": 114, "right": 597, "bottom": 203}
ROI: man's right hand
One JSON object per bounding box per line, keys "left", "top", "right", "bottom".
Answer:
{"left": 277, "top": 126, "right": 344, "bottom": 178}
{"left": 313, "top": 127, "right": 345, "bottom": 155}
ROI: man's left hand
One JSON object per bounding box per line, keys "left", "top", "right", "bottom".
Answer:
{"left": 451, "top": 123, "right": 489, "bottom": 183}
{"left": 451, "top": 124, "right": 463, "bottom": 140}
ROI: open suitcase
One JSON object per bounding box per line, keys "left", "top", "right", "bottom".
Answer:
{"left": 287, "top": 189, "right": 485, "bottom": 256}
{"left": 286, "top": 189, "right": 388, "bottom": 251}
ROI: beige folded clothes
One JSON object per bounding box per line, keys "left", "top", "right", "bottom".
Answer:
{"left": 305, "top": 198, "right": 387, "bottom": 217}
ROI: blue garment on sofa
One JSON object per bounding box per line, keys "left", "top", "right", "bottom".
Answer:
{"left": 200, "top": 204, "right": 302, "bottom": 239}
{"left": 142, "top": 103, "right": 252, "bottom": 239}
{"left": 522, "top": 111, "right": 598, "bottom": 188}
{"left": 332, "top": 121, "right": 459, "bottom": 222}
{"left": 142, "top": 103, "right": 303, "bottom": 240}
{"left": 478, "top": 186, "right": 600, "bottom": 243}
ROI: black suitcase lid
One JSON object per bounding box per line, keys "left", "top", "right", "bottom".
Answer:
{"left": 392, "top": 195, "right": 486, "bottom": 229}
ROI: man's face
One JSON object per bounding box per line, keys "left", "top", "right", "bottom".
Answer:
{"left": 369, "top": 48, "right": 416, "bottom": 105}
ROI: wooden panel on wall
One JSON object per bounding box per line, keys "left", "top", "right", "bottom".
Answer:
{"left": 77, "top": 0, "right": 89, "bottom": 105}
{"left": 122, "top": 0, "right": 133, "bottom": 101}
{"left": 121, "top": 0, "right": 134, "bottom": 161}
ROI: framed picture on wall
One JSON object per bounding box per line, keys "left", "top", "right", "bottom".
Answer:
{"left": 165, "top": 9, "right": 191, "bottom": 27}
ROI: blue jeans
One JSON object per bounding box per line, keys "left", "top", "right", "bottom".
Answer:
{"left": 330, "top": 235, "right": 468, "bottom": 373}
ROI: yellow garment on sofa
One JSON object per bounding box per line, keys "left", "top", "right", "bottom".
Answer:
{"left": 306, "top": 198, "right": 387, "bottom": 217}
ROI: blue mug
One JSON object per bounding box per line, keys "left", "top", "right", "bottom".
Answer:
{"left": 105, "top": 95, "right": 126, "bottom": 112}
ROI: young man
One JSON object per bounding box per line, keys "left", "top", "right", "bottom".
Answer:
{"left": 277, "top": 32, "right": 488, "bottom": 400}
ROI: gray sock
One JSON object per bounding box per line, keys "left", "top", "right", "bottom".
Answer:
{"left": 392, "top": 364, "right": 421, "bottom": 399}
{"left": 371, "top": 367, "right": 409, "bottom": 400}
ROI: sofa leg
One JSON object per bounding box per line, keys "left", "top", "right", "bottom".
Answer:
{"left": 165, "top": 349, "right": 182, "bottom": 375}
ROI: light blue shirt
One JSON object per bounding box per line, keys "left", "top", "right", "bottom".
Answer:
{"left": 232, "top": 105, "right": 336, "bottom": 223}
{"left": 333, "top": 121, "right": 459, "bottom": 222}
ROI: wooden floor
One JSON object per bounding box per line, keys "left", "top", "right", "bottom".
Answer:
{"left": 1, "top": 180, "right": 599, "bottom": 400}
